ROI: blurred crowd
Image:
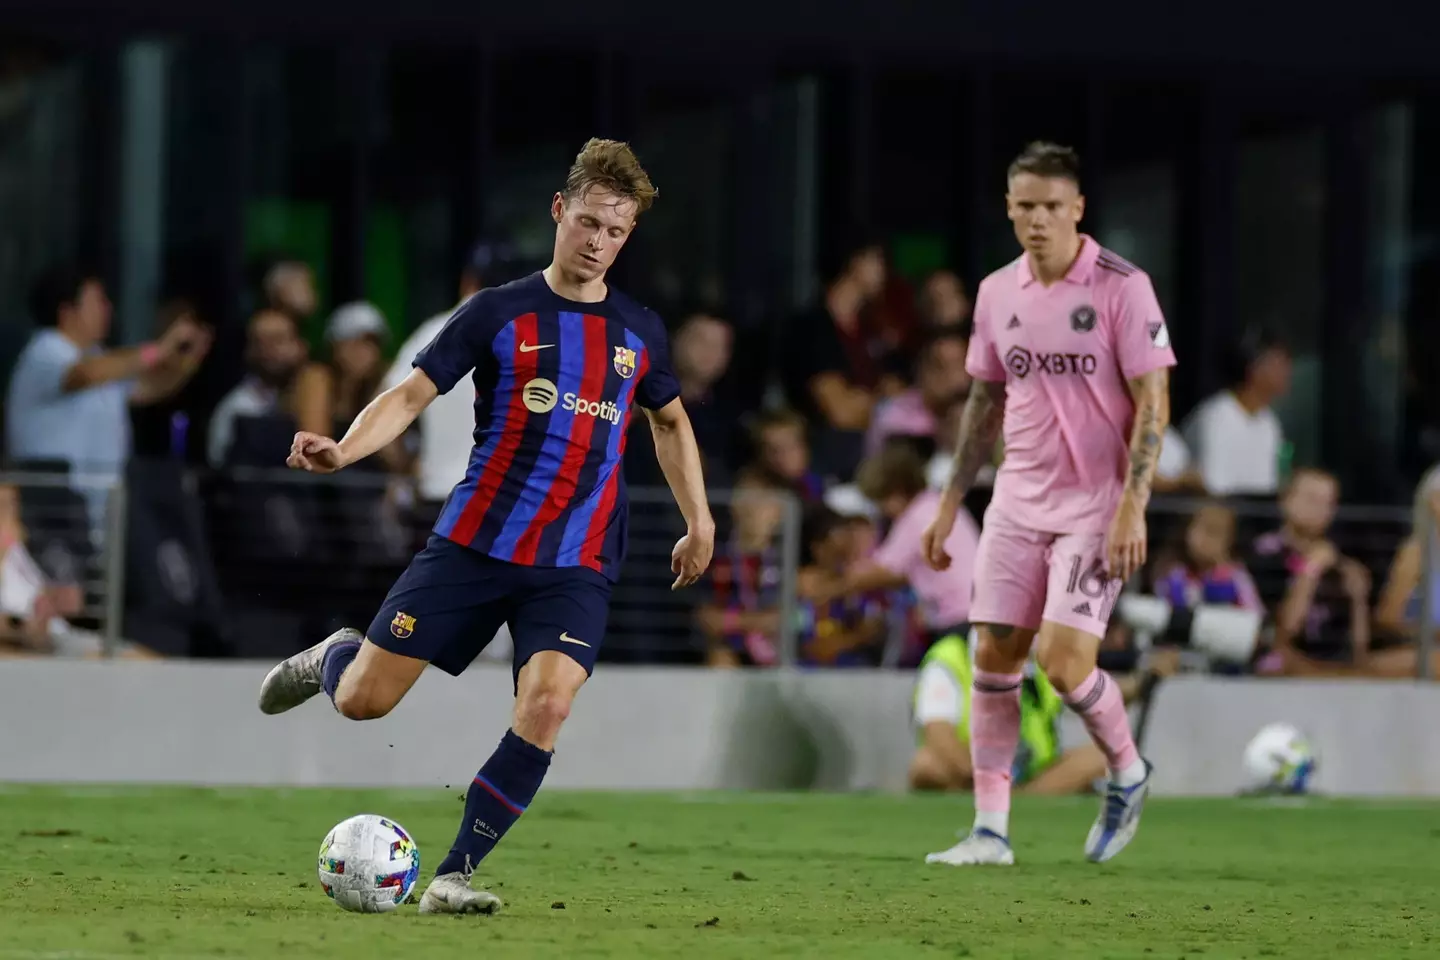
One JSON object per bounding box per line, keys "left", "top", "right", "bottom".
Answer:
{"left": 1, "top": 241, "right": 1437, "bottom": 680}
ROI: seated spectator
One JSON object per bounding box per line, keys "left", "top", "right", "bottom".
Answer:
{"left": 1154, "top": 426, "right": 1206, "bottom": 495}
{"left": 909, "top": 631, "right": 1176, "bottom": 794}
{"left": 916, "top": 269, "right": 971, "bottom": 332}
{"left": 1246, "top": 468, "right": 1373, "bottom": 675}
{"left": 258, "top": 257, "right": 319, "bottom": 327}
{"left": 208, "top": 309, "right": 308, "bottom": 468}
{"left": 865, "top": 329, "right": 971, "bottom": 458}
{"left": 0, "top": 483, "right": 153, "bottom": 658}
{"left": 1181, "top": 329, "right": 1291, "bottom": 497}
{"left": 795, "top": 505, "right": 888, "bottom": 667}
{"left": 670, "top": 311, "right": 738, "bottom": 471}
{"left": 696, "top": 470, "right": 786, "bottom": 667}
{"left": 293, "top": 302, "right": 391, "bottom": 466}
{"left": 783, "top": 241, "right": 889, "bottom": 434}
{"left": 749, "top": 409, "right": 825, "bottom": 502}
{"left": 130, "top": 297, "right": 215, "bottom": 459}
{"left": 628, "top": 311, "right": 739, "bottom": 487}
{"left": 1153, "top": 501, "right": 1263, "bottom": 614}
{"left": 1370, "top": 471, "right": 1440, "bottom": 678}
{"left": 807, "top": 443, "right": 980, "bottom": 656}
{"left": 5, "top": 266, "right": 210, "bottom": 526}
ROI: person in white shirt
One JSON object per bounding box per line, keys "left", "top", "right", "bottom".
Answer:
{"left": 5, "top": 267, "right": 210, "bottom": 529}
{"left": 1182, "top": 330, "right": 1291, "bottom": 496}
{"left": 382, "top": 243, "right": 523, "bottom": 506}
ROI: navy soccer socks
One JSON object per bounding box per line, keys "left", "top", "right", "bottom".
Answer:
{"left": 436, "top": 729, "right": 553, "bottom": 877}
{"left": 320, "top": 636, "right": 361, "bottom": 703}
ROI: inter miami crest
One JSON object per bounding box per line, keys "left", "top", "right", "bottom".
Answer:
{"left": 390, "top": 612, "right": 416, "bottom": 639}
{"left": 1070, "top": 305, "right": 1097, "bottom": 332}
{"left": 613, "top": 345, "right": 637, "bottom": 379}
{"left": 1149, "top": 321, "right": 1171, "bottom": 349}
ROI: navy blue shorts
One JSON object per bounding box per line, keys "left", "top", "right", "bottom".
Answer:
{"left": 366, "top": 535, "right": 611, "bottom": 681}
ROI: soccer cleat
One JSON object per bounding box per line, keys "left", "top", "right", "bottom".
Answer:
{"left": 257, "top": 627, "right": 361, "bottom": 715}
{"left": 417, "top": 872, "right": 503, "bottom": 915}
{"left": 1085, "top": 759, "right": 1154, "bottom": 863}
{"left": 924, "top": 828, "right": 1015, "bottom": 866}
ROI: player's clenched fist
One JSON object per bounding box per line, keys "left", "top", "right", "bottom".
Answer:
{"left": 670, "top": 528, "right": 714, "bottom": 591}
{"left": 287, "top": 432, "right": 346, "bottom": 474}
{"left": 921, "top": 497, "right": 960, "bottom": 571}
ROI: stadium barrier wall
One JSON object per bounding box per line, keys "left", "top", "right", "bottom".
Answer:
{"left": 3, "top": 660, "right": 1439, "bottom": 796}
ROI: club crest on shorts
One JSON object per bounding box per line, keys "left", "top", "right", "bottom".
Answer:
{"left": 1070, "top": 305, "right": 1097, "bottom": 332}
{"left": 390, "top": 612, "right": 416, "bottom": 639}
{"left": 613, "top": 345, "right": 637, "bottom": 379}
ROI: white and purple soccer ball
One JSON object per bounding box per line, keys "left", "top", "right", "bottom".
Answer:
{"left": 317, "top": 814, "right": 421, "bottom": 913}
{"left": 1242, "top": 723, "right": 1317, "bottom": 795}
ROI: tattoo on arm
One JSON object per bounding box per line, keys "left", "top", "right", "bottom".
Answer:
{"left": 946, "top": 380, "right": 1006, "bottom": 498}
{"left": 1124, "top": 369, "right": 1170, "bottom": 503}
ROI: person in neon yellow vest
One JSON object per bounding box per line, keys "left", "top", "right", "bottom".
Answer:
{"left": 910, "top": 631, "right": 1174, "bottom": 794}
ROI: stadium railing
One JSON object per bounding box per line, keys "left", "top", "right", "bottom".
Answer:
{"left": 195, "top": 471, "right": 803, "bottom": 665}
{"left": 0, "top": 469, "right": 126, "bottom": 655}
{"left": 29, "top": 466, "right": 1428, "bottom": 674}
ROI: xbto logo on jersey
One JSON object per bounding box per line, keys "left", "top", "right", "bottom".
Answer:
{"left": 1003, "top": 346, "right": 1098, "bottom": 380}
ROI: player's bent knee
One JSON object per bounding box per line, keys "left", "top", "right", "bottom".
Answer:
{"left": 333, "top": 673, "right": 401, "bottom": 721}
{"left": 514, "top": 684, "right": 574, "bottom": 741}
{"left": 1035, "top": 628, "right": 1100, "bottom": 693}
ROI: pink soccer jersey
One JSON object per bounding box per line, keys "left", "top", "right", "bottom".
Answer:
{"left": 967, "top": 235, "right": 1176, "bottom": 534}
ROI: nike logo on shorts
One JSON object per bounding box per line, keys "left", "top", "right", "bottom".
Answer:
{"left": 518, "top": 341, "right": 554, "bottom": 353}
{"left": 559, "top": 632, "right": 590, "bottom": 648}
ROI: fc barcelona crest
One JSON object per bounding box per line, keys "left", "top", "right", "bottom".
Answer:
{"left": 390, "top": 612, "right": 416, "bottom": 639}
{"left": 613, "top": 346, "right": 637, "bottom": 379}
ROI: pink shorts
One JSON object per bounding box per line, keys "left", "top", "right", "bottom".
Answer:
{"left": 968, "top": 513, "right": 1122, "bottom": 637}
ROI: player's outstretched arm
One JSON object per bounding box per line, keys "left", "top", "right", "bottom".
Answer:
{"left": 287, "top": 368, "right": 438, "bottom": 474}
{"left": 920, "top": 380, "right": 1005, "bottom": 571}
{"left": 643, "top": 398, "right": 715, "bottom": 589}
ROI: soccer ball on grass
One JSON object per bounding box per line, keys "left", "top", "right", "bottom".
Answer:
{"left": 1241, "top": 722, "right": 1316, "bottom": 795}
{"left": 317, "top": 814, "right": 421, "bottom": 913}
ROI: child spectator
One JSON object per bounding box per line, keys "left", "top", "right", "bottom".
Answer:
{"left": 795, "top": 505, "right": 888, "bottom": 667}
{"left": 696, "top": 470, "right": 786, "bottom": 667}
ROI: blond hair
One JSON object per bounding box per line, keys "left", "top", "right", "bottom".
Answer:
{"left": 564, "top": 138, "right": 658, "bottom": 215}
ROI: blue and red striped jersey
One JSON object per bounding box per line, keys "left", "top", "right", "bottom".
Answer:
{"left": 413, "top": 273, "right": 679, "bottom": 581}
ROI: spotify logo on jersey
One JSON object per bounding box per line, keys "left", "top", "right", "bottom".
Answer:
{"left": 522, "top": 378, "right": 559, "bottom": 413}
{"left": 521, "top": 377, "right": 623, "bottom": 425}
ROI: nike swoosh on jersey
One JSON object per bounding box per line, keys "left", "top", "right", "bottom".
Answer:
{"left": 559, "top": 632, "right": 591, "bottom": 648}
{"left": 518, "top": 341, "right": 554, "bottom": 353}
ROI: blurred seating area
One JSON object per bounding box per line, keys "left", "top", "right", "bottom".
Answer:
{"left": 3, "top": 24, "right": 1440, "bottom": 677}
{"left": 0, "top": 249, "right": 1433, "bottom": 675}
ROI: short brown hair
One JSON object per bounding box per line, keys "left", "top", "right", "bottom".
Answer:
{"left": 750, "top": 408, "right": 807, "bottom": 443}
{"left": 856, "top": 442, "right": 928, "bottom": 502}
{"left": 1007, "top": 141, "right": 1081, "bottom": 188}
{"left": 564, "top": 138, "right": 658, "bottom": 215}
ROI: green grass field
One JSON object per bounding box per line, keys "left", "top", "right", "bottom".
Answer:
{"left": 1, "top": 787, "right": 1435, "bottom": 959}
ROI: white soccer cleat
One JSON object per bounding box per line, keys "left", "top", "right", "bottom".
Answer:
{"left": 417, "top": 872, "right": 503, "bottom": 915}
{"left": 257, "top": 627, "right": 361, "bottom": 715}
{"left": 925, "top": 828, "right": 1015, "bottom": 866}
{"left": 1085, "top": 760, "right": 1154, "bottom": 863}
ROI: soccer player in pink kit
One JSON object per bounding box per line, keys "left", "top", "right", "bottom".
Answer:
{"left": 920, "top": 142, "right": 1175, "bottom": 865}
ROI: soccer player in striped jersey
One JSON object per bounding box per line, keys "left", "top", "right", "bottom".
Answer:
{"left": 256, "top": 139, "right": 714, "bottom": 915}
{"left": 920, "top": 142, "right": 1176, "bottom": 866}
